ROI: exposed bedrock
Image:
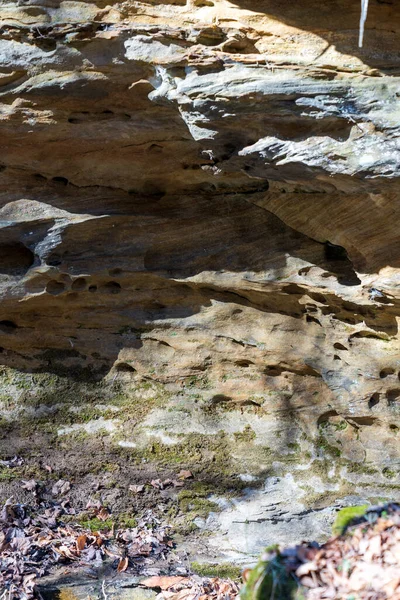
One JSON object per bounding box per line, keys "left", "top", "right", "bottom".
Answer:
{"left": 0, "top": 0, "right": 400, "bottom": 559}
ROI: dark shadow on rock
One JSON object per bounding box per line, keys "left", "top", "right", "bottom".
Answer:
{"left": 0, "top": 189, "right": 397, "bottom": 376}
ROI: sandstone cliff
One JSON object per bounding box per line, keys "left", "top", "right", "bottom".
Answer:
{"left": 0, "top": 0, "right": 399, "bottom": 562}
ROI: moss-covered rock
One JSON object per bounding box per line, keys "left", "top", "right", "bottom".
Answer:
{"left": 331, "top": 505, "right": 369, "bottom": 536}
{"left": 240, "top": 550, "right": 305, "bottom": 600}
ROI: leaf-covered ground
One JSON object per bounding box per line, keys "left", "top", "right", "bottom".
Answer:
{"left": 2, "top": 458, "right": 400, "bottom": 600}
{"left": 242, "top": 504, "right": 400, "bottom": 600}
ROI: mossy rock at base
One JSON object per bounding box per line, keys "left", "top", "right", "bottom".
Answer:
{"left": 240, "top": 552, "right": 306, "bottom": 600}
{"left": 190, "top": 561, "right": 242, "bottom": 580}
{"left": 331, "top": 504, "right": 369, "bottom": 536}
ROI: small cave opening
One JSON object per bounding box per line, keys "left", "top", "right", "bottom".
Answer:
{"left": 323, "top": 241, "right": 361, "bottom": 287}
{"left": 0, "top": 243, "right": 35, "bottom": 276}
{"left": 0, "top": 321, "right": 17, "bottom": 334}
{"left": 324, "top": 242, "right": 348, "bottom": 262}
{"left": 115, "top": 363, "right": 136, "bottom": 373}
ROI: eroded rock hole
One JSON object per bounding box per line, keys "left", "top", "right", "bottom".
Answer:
{"left": 325, "top": 242, "right": 348, "bottom": 261}
{"left": 52, "top": 177, "right": 69, "bottom": 186}
{"left": 306, "top": 315, "right": 321, "bottom": 326}
{"left": 100, "top": 281, "right": 121, "bottom": 294}
{"left": 265, "top": 366, "right": 283, "bottom": 376}
{"left": 387, "top": 389, "right": 400, "bottom": 405}
{"left": 317, "top": 410, "right": 339, "bottom": 427}
{"left": 380, "top": 368, "right": 395, "bottom": 378}
{"left": 47, "top": 256, "right": 62, "bottom": 267}
{"left": 210, "top": 394, "right": 233, "bottom": 405}
{"left": 71, "top": 278, "right": 87, "bottom": 292}
{"left": 88, "top": 285, "right": 97, "bottom": 293}
{"left": 368, "top": 393, "right": 380, "bottom": 409}
{"left": 235, "top": 360, "right": 254, "bottom": 367}
{"left": 0, "top": 243, "right": 35, "bottom": 276}
{"left": 46, "top": 280, "right": 65, "bottom": 295}
{"left": 0, "top": 321, "right": 17, "bottom": 334}
{"left": 334, "top": 342, "right": 348, "bottom": 351}
{"left": 323, "top": 242, "right": 361, "bottom": 286}
{"left": 115, "top": 363, "right": 136, "bottom": 373}
{"left": 350, "top": 416, "right": 377, "bottom": 426}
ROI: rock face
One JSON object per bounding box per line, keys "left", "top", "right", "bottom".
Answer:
{"left": 1, "top": 0, "right": 400, "bottom": 562}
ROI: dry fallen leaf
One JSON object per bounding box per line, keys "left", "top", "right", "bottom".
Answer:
{"left": 52, "top": 479, "right": 71, "bottom": 496}
{"left": 97, "top": 506, "right": 110, "bottom": 521}
{"left": 21, "top": 480, "right": 38, "bottom": 492}
{"left": 151, "top": 479, "right": 163, "bottom": 489}
{"left": 177, "top": 470, "right": 193, "bottom": 480}
{"left": 129, "top": 484, "right": 145, "bottom": 494}
{"left": 117, "top": 556, "right": 129, "bottom": 572}
{"left": 172, "top": 480, "right": 184, "bottom": 488}
{"left": 142, "top": 576, "right": 189, "bottom": 590}
{"left": 76, "top": 535, "right": 87, "bottom": 551}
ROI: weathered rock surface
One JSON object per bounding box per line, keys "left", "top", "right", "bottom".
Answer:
{"left": 0, "top": 0, "right": 400, "bottom": 567}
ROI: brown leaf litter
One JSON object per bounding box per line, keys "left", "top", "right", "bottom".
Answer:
{"left": 141, "top": 574, "right": 240, "bottom": 600}
{"left": 0, "top": 498, "right": 172, "bottom": 599}
{"left": 247, "top": 503, "right": 400, "bottom": 600}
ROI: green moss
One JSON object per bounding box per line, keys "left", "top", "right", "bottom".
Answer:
{"left": 234, "top": 425, "right": 256, "bottom": 443}
{"left": 316, "top": 434, "right": 341, "bottom": 458}
{"left": 137, "top": 432, "right": 236, "bottom": 479}
{"left": 178, "top": 489, "right": 220, "bottom": 518}
{"left": 0, "top": 467, "right": 21, "bottom": 481}
{"left": 59, "top": 429, "right": 91, "bottom": 443}
{"left": 241, "top": 552, "right": 302, "bottom": 600}
{"left": 332, "top": 505, "right": 369, "bottom": 536}
{"left": 118, "top": 515, "right": 138, "bottom": 528}
{"left": 333, "top": 420, "right": 348, "bottom": 431}
{"left": 287, "top": 442, "right": 301, "bottom": 452}
{"left": 346, "top": 462, "right": 378, "bottom": 476}
{"left": 382, "top": 467, "right": 398, "bottom": 480}
{"left": 190, "top": 561, "right": 242, "bottom": 580}
{"left": 184, "top": 375, "right": 211, "bottom": 389}
{"left": 78, "top": 517, "right": 114, "bottom": 532}
{"left": 303, "top": 458, "right": 332, "bottom": 484}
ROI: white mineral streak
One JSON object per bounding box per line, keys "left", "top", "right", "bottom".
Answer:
{"left": 359, "top": 0, "right": 369, "bottom": 47}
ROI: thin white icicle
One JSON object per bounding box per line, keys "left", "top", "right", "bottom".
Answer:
{"left": 359, "top": 0, "right": 369, "bottom": 47}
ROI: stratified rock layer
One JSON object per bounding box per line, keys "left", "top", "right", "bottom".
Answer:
{"left": 0, "top": 0, "right": 400, "bottom": 560}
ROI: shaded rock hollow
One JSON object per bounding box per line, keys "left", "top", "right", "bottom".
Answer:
{"left": 0, "top": 0, "right": 400, "bottom": 561}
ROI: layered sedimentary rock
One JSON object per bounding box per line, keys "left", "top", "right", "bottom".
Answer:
{"left": 0, "top": 0, "right": 400, "bottom": 561}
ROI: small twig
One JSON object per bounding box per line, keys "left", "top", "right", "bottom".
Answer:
{"left": 101, "top": 580, "right": 108, "bottom": 600}
{"left": 35, "top": 27, "right": 46, "bottom": 38}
